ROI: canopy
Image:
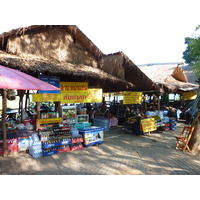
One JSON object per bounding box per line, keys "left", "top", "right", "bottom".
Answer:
{"left": 0, "top": 65, "right": 60, "bottom": 90}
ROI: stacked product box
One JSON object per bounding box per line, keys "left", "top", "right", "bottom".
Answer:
{"left": 93, "top": 118, "right": 110, "bottom": 131}
{"left": 162, "top": 116, "right": 170, "bottom": 131}
{"left": 42, "top": 135, "right": 84, "bottom": 156}
{"left": 42, "top": 138, "right": 71, "bottom": 156}
{"left": 29, "top": 135, "right": 43, "bottom": 158}
{"left": 0, "top": 138, "right": 18, "bottom": 155}
{"left": 170, "top": 118, "right": 177, "bottom": 130}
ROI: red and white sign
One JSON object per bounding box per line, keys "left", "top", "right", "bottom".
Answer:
{"left": 0, "top": 138, "right": 18, "bottom": 154}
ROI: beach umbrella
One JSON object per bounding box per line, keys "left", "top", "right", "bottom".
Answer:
{"left": 0, "top": 65, "right": 60, "bottom": 157}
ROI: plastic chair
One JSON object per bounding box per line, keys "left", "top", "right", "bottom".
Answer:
{"left": 175, "top": 126, "right": 195, "bottom": 152}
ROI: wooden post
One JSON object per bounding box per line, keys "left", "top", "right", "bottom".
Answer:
{"left": 2, "top": 89, "right": 7, "bottom": 157}
{"left": 36, "top": 102, "right": 40, "bottom": 131}
{"left": 18, "top": 90, "right": 26, "bottom": 122}
{"left": 25, "top": 90, "right": 29, "bottom": 110}
{"left": 157, "top": 93, "right": 160, "bottom": 114}
{"left": 55, "top": 102, "right": 61, "bottom": 116}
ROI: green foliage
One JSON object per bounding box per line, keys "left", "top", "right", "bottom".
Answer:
{"left": 182, "top": 37, "right": 196, "bottom": 65}
{"left": 195, "top": 25, "right": 200, "bottom": 31}
{"left": 183, "top": 25, "right": 200, "bottom": 78}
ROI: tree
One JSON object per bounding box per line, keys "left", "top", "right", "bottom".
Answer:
{"left": 182, "top": 37, "right": 196, "bottom": 65}
{"left": 185, "top": 25, "right": 200, "bottom": 154}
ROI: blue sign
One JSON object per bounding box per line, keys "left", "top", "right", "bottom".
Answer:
{"left": 38, "top": 76, "right": 60, "bottom": 94}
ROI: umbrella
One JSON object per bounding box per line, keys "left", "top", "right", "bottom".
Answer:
{"left": 0, "top": 65, "right": 60, "bottom": 90}
{"left": 0, "top": 65, "right": 60, "bottom": 157}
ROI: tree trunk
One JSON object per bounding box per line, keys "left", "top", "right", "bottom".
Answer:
{"left": 189, "top": 110, "right": 200, "bottom": 155}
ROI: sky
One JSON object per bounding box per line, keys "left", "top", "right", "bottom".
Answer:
{"left": 0, "top": 1, "right": 199, "bottom": 65}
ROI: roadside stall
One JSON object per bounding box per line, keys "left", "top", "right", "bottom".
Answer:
{"left": 0, "top": 75, "right": 109, "bottom": 158}
{"left": 30, "top": 81, "right": 107, "bottom": 157}
{"left": 108, "top": 91, "right": 160, "bottom": 135}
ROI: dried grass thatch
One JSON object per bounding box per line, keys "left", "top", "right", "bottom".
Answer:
{"left": 0, "top": 25, "right": 103, "bottom": 60}
{"left": 0, "top": 50, "right": 135, "bottom": 93}
{"left": 138, "top": 63, "right": 199, "bottom": 93}
{"left": 182, "top": 65, "right": 199, "bottom": 85}
{"left": 102, "top": 52, "right": 161, "bottom": 92}
{"left": 0, "top": 25, "right": 137, "bottom": 93}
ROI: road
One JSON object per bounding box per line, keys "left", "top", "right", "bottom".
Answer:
{"left": 1, "top": 121, "right": 200, "bottom": 175}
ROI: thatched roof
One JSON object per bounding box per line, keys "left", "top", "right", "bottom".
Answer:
{"left": 0, "top": 25, "right": 103, "bottom": 59}
{"left": 0, "top": 25, "right": 137, "bottom": 93}
{"left": 0, "top": 50, "right": 135, "bottom": 93}
{"left": 138, "top": 63, "right": 199, "bottom": 93}
{"left": 102, "top": 52, "right": 161, "bottom": 92}
{"left": 181, "top": 65, "right": 199, "bottom": 85}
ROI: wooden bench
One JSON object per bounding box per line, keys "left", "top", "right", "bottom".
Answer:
{"left": 175, "top": 126, "right": 195, "bottom": 152}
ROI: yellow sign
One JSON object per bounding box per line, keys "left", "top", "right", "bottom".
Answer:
{"left": 32, "top": 93, "right": 61, "bottom": 102}
{"left": 60, "top": 82, "right": 88, "bottom": 93}
{"left": 85, "top": 89, "right": 102, "bottom": 103}
{"left": 182, "top": 91, "right": 197, "bottom": 100}
{"left": 33, "top": 82, "right": 103, "bottom": 104}
{"left": 140, "top": 118, "right": 156, "bottom": 133}
{"left": 37, "top": 118, "right": 62, "bottom": 125}
{"left": 123, "top": 92, "right": 143, "bottom": 104}
{"left": 61, "top": 92, "right": 88, "bottom": 104}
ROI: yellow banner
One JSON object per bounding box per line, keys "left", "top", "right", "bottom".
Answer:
{"left": 123, "top": 92, "right": 143, "bottom": 104}
{"left": 37, "top": 118, "right": 62, "bottom": 125}
{"left": 60, "top": 82, "right": 88, "bottom": 93}
{"left": 140, "top": 118, "right": 156, "bottom": 133}
{"left": 182, "top": 91, "right": 197, "bottom": 100}
{"left": 32, "top": 93, "right": 61, "bottom": 102}
{"left": 85, "top": 89, "right": 102, "bottom": 103}
{"left": 33, "top": 83, "right": 103, "bottom": 104}
{"left": 61, "top": 92, "right": 88, "bottom": 104}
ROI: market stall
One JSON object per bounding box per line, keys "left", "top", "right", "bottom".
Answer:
{"left": 24, "top": 81, "right": 107, "bottom": 158}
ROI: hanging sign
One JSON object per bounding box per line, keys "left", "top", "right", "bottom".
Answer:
{"left": 33, "top": 82, "right": 103, "bottom": 103}
{"left": 60, "top": 82, "right": 88, "bottom": 93}
{"left": 85, "top": 89, "right": 102, "bottom": 103}
{"left": 37, "top": 118, "right": 62, "bottom": 125}
{"left": 60, "top": 82, "right": 89, "bottom": 103}
{"left": 61, "top": 92, "right": 88, "bottom": 104}
{"left": 123, "top": 92, "right": 143, "bottom": 104}
{"left": 140, "top": 118, "right": 156, "bottom": 133}
{"left": 38, "top": 76, "right": 60, "bottom": 94}
{"left": 32, "top": 93, "right": 61, "bottom": 102}
{"left": 182, "top": 91, "right": 197, "bottom": 100}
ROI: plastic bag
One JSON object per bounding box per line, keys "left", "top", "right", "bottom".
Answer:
{"left": 16, "top": 123, "right": 25, "bottom": 130}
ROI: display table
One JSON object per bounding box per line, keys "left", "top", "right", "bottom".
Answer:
{"left": 78, "top": 126, "right": 104, "bottom": 147}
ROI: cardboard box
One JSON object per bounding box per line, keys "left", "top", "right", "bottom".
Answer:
{"left": 43, "top": 150, "right": 57, "bottom": 157}
{"left": 57, "top": 147, "right": 70, "bottom": 154}
{"left": 0, "top": 138, "right": 18, "bottom": 155}
{"left": 70, "top": 144, "right": 83, "bottom": 151}
{"left": 18, "top": 137, "right": 30, "bottom": 151}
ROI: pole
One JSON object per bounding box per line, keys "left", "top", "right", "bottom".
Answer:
{"left": 2, "top": 89, "right": 7, "bottom": 157}
{"left": 158, "top": 93, "right": 160, "bottom": 114}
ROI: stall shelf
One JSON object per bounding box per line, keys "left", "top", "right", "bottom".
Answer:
{"left": 38, "top": 123, "right": 83, "bottom": 157}
{"left": 61, "top": 106, "right": 76, "bottom": 124}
